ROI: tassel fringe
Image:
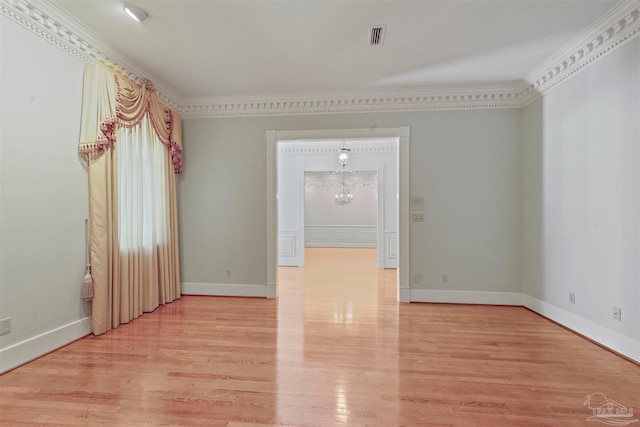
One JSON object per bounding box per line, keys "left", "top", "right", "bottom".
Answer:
{"left": 82, "top": 219, "right": 94, "bottom": 302}
{"left": 82, "top": 269, "right": 94, "bottom": 302}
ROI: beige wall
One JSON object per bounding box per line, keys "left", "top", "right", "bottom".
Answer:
{"left": 179, "top": 108, "right": 523, "bottom": 293}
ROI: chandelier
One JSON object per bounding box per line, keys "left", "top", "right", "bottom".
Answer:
{"left": 335, "top": 142, "right": 354, "bottom": 206}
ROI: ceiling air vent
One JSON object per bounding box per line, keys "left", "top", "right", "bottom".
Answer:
{"left": 369, "top": 25, "right": 386, "bottom": 46}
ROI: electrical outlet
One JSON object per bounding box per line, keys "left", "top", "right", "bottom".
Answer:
{"left": 569, "top": 292, "right": 576, "bottom": 304}
{"left": 412, "top": 213, "right": 424, "bottom": 222}
{"left": 442, "top": 274, "right": 448, "bottom": 284}
{"left": 613, "top": 307, "right": 621, "bottom": 321}
{"left": 0, "top": 317, "right": 11, "bottom": 336}
{"left": 226, "top": 270, "right": 231, "bottom": 278}
{"left": 413, "top": 273, "right": 422, "bottom": 284}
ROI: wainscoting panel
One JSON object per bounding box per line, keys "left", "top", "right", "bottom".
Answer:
{"left": 278, "top": 230, "right": 301, "bottom": 266}
{"left": 384, "top": 231, "right": 398, "bottom": 268}
{"left": 305, "top": 225, "right": 377, "bottom": 248}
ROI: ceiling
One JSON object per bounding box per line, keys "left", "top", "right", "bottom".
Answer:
{"left": 50, "top": 0, "right": 619, "bottom": 102}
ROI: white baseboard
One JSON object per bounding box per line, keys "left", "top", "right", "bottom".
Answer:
{"left": 410, "top": 289, "right": 523, "bottom": 305}
{"left": 399, "top": 287, "right": 411, "bottom": 303}
{"left": 265, "top": 282, "right": 276, "bottom": 299}
{"left": 278, "top": 258, "right": 304, "bottom": 267}
{"left": 182, "top": 282, "right": 267, "bottom": 298}
{"left": 0, "top": 317, "right": 92, "bottom": 374}
{"left": 523, "top": 295, "right": 640, "bottom": 363}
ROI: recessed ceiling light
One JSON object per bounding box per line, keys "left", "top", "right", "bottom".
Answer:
{"left": 124, "top": 5, "right": 149, "bottom": 23}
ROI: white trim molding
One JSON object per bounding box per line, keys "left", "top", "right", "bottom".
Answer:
{"left": 180, "top": 86, "right": 523, "bottom": 118}
{"left": 398, "top": 285, "right": 411, "bottom": 304}
{"left": 397, "top": 127, "right": 410, "bottom": 303}
{"left": 266, "top": 130, "right": 278, "bottom": 297}
{"left": 0, "top": 0, "right": 180, "bottom": 108}
{"left": 410, "top": 290, "right": 524, "bottom": 306}
{"left": 523, "top": 295, "right": 640, "bottom": 363}
{"left": 0, "top": 317, "right": 92, "bottom": 374}
{"left": 279, "top": 144, "right": 398, "bottom": 156}
{"left": 383, "top": 231, "right": 398, "bottom": 268}
{"left": 519, "top": 0, "right": 640, "bottom": 105}
{"left": 3, "top": 0, "right": 639, "bottom": 117}
{"left": 1, "top": 0, "right": 93, "bottom": 63}
{"left": 182, "top": 282, "right": 268, "bottom": 298}
{"left": 278, "top": 230, "right": 303, "bottom": 266}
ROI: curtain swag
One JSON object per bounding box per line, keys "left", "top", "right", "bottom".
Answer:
{"left": 78, "top": 61, "right": 183, "bottom": 174}
{"left": 79, "top": 61, "right": 182, "bottom": 335}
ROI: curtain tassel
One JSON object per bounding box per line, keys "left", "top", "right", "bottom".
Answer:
{"left": 82, "top": 266, "right": 94, "bottom": 302}
{"left": 82, "top": 219, "right": 94, "bottom": 302}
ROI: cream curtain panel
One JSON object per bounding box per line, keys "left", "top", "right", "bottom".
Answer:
{"left": 79, "top": 61, "right": 183, "bottom": 335}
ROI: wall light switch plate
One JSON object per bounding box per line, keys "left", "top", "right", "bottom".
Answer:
{"left": 411, "top": 197, "right": 424, "bottom": 211}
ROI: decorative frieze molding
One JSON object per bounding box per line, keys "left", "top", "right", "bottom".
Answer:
{"left": 3, "top": 0, "right": 639, "bottom": 117}
{"left": 278, "top": 145, "right": 398, "bottom": 156}
{"left": 178, "top": 87, "right": 524, "bottom": 118}
{"left": 519, "top": 0, "right": 640, "bottom": 105}
{"left": 0, "top": 0, "right": 181, "bottom": 109}
{"left": 180, "top": 0, "right": 640, "bottom": 116}
{"left": 1, "top": 0, "right": 94, "bottom": 63}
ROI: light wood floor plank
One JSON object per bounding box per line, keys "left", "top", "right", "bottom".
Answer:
{"left": 0, "top": 248, "right": 637, "bottom": 426}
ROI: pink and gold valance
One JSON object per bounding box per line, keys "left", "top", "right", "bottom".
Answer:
{"left": 78, "top": 61, "right": 183, "bottom": 173}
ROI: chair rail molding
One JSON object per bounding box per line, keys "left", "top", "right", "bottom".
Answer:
{"left": 4, "top": 0, "right": 639, "bottom": 117}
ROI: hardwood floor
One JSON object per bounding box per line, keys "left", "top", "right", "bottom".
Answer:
{"left": 0, "top": 248, "right": 638, "bottom": 426}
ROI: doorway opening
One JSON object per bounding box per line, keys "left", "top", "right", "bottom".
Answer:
{"left": 277, "top": 138, "right": 395, "bottom": 268}
{"left": 266, "top": 128, "right": 410, "bottom": 302}
{"left": 304, "top": 169, "right": 379, "bottom": 261}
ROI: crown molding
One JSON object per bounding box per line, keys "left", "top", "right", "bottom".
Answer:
{"left": 0, "top": 0, "right": 181, "bottom": 109}
{"left": 279, "top": 146, "right": 398, "bottom": 155}
{"left": 279, "top": 142, "right": 398, "bottom": 156}
{"left": 1, "top": 0, "right": 93, "bottom": 62}
{"left": 519, "top": 0, "right": 640, "bottom": 105}
{"left": 179, "top": 0, "right": 640, "bottom": 117}
{"left": 3, "top": 0, "right": 639, "bottom": 117}
{"left": 178, "top": 85, "right": 525, "bottom": 118}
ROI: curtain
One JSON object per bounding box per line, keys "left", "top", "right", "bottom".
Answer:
{"left": 79, "top": 61, "right": 182, "bottom": 335}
